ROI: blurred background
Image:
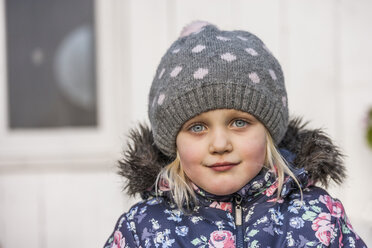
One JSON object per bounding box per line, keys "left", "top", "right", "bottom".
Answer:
{"left": 0, "top": 0, "right": 371, "bottom": 247}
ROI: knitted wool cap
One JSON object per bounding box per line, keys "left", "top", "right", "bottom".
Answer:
{"left": 148, "top": 21, "right": 288, "bottom": 157}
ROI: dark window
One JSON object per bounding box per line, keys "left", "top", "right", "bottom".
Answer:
{"left": 5, "top": 0, "right": 97, "bottom": 128}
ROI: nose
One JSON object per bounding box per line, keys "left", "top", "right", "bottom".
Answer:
{"left": 209, "top": 128, "right": 233, "bottom": 154}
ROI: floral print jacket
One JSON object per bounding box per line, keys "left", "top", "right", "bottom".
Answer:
{"left": 104, "top": 166, "right": 366, "bottom": 248}
{"left": 104, "top": 121, "right": 367, "bottom": 248}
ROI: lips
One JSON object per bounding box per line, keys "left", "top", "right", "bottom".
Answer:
{"left": 208, "top": 162, "right": 239, "bottom": 172}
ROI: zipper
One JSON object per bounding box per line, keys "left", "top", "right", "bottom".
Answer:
{"left": 234, "top": 194, "right": 244, "bottom": 248}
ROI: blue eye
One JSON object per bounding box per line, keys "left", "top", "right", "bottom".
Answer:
{"left": 190, "top": 124, "right": 205, "bottom": 133}
{"left": 233, "top": 119, "right": 247, "bottom": 127}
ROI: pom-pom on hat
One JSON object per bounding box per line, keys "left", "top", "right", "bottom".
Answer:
{"left": 148, "top": 21, "right": 288, "bottom": 158}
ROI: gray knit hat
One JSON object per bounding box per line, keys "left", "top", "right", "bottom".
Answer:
{"left": 148, "top": 21, "right": 288, "bottom": 157}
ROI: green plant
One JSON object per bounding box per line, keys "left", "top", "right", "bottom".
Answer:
{"left": 367, "top": 107, "right": 372, "bottom": 149}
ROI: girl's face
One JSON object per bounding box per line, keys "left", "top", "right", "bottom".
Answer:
{"left": 176, "top": 109, "right": 267, "bottom": 196}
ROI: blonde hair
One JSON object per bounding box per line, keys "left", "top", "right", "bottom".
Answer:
{"left": 155, "top": 152, "right": 197, "bottom": 211}
{"left": 264, "top": 129, "right": 303, "bottom": 201}
{"left": 155, "top": 130, "right": 302, "bottom": 211}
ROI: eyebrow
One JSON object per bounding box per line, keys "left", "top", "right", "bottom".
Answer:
{"left": 222, "top": 111, "right": 257, "bottom": 121}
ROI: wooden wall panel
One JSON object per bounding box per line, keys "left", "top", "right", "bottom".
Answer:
{"left": 340, "top": 0, "right": 372, "bottom": 88}
{"left": 230, "top": 0, "right": 281, "bottom": 55}
{"left": 170, "top": 0, "right": 233, "bottom": 37}
{"left": 43, "top": 172, "right": 136, "bottom": 248}
{"left": 339, "top": 0, "right": 372, "bottom": 243}
{"left": 282, "top": 0, "right": 339, "bottom": 138}
{"left": 128, "top": 0, "right": 169, "bottom": 123}
{"left": 0, "top": 174, "right": 43, "bottom": 248}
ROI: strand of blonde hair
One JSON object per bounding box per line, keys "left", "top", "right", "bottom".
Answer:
{"left": 265, "top": 130, "right": 303, "bottom": 202}
{"left": 155, "top": 153, "right": 196, "bottom": 211}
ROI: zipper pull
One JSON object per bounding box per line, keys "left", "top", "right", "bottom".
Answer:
{"left": 235, "top": 195, "right": 242, "bottom": 226}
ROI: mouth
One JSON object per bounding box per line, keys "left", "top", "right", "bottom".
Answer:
{"left": 208, "top": 162, "right": 240, "bottom": 172}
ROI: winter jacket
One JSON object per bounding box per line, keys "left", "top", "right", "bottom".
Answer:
{"left": 104, "top": 119, "right": 367, "bottom": 248}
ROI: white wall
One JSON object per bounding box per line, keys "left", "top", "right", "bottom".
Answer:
{"left": 0, "top": 0, "right": 371, "bottom": 247}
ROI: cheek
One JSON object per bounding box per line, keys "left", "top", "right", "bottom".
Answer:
{"left": 256, "top": 140, "right": 267, "bottom": 160}
{"left": 176, "top": 136, "right": 204, "bottom": 168}
{"left": 240, "top": 135, "right": 267, "bottom": 163}
{"left": 177, "top": 147, "right": 202, "bottom": 180}
{"left": 178, "top": 148, "right": 195, "bottom": 165}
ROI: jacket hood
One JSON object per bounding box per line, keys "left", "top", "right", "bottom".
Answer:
{"left": 118, "top": 118, "right": 346, "bottom": 197}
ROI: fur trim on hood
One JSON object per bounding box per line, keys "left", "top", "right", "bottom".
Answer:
{"left": 118, "top": 118, "right": 346, "bottom": 197}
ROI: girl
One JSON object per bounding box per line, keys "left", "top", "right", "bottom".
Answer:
{"left": 104, "top": 21, "right": 367, "bottom": 247}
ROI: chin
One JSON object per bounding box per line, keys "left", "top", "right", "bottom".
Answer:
{"left": 207, "top": 185, "right": 241, "bottom": 196}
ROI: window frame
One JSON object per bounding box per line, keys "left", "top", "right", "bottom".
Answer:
{"left": 0, "top": 0, "right": 129, "bottom": 168}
